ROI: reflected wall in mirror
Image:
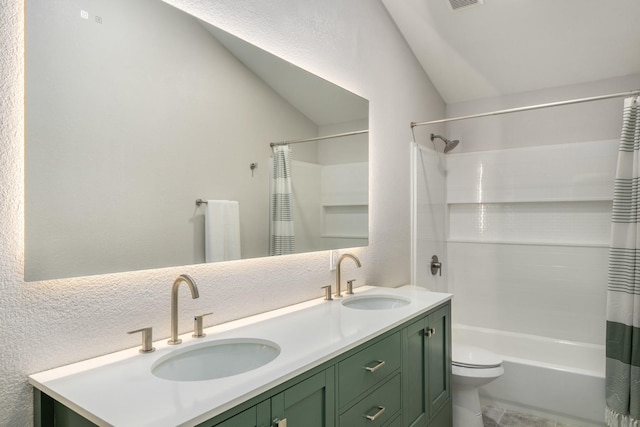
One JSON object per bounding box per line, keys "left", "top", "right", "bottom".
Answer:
{"left": 25, "top": 0, "right": 369, "bottom": 281}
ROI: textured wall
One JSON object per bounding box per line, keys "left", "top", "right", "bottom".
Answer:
{"left": 0, "top": 0, "right": 444, "bottom": 424}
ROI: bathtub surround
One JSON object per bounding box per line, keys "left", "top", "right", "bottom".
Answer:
{"left": 0, "top": 0, "right": 445, "bottom": 424}
{"left": 605, "top": 96, "right": 640, "bottom": 427}
{"left": 447, "top": 140, "right": 616, "bottom": 344}
{"left": 445, "top": 141, "right": 612, "bottom": 424}
{"left": 432, "top": 76, "right": 640, "bottom": 425}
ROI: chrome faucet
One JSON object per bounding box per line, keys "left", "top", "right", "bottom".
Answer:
{"left": 335, "top": 253, "right": 361, "bottom": 298}
{"left": 168, "top": 274, "right": 200, "bottom": 345}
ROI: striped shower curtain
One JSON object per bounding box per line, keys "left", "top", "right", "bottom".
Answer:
{"left": 606, "top": 95, "right": 640, "bottom": 427}
{"left": 269, "top": 145, "right": 295, "bottom": 256}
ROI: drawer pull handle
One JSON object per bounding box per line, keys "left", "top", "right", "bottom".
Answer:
{"left": 364, "top": 406, "right": 386, "bottom": 421}
{"left": 364, "top": 360, "right": 386, "bottom": 373}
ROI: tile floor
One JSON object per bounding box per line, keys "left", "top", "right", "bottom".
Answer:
{"left": 482, "top": 405, "right": 579, "bottom": 427}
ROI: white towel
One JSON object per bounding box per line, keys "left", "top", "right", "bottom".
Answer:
{"left": 205, "top": 200, "right": 241, "bottom": 262}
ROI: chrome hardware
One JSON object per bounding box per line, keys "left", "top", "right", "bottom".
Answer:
{"left": 335, "top": 253, "right": 361, "bottom": 298}
{"left": 411, "top": 90, "right": 640, "bottom": 129}
{"left": 364, "top": 406, "right": 385, "bottom": 421}
{"left": 346, "top": 279, "right": 355, "bottom": 295}
{"left": 322, "top": 285, "right": 333, "bottom": 301}
{"left": 270, "top": 129, "right": 368, "bottom": 147}
{"left": 168, "top": 274, "right": 200, "bottom": 345}
{"left": 425, "top": 327, "right": 436, "bottom": 337}
{"left": 193, "top": 312, "right": 213, "bottom": 338}
{"left": 364, "top": 360, "right": 386, "bottom": 373}
{"left": 127, "top": 327, "right": 155, "bottom": 353}
{"left": 273, "top": 418, "right": 287, "bottom": 427}
{"left": 250, "top": 162, "right": 258, "bottom": 177}
{"left": 430, "top": 255, "right": 442, "bottom": 276}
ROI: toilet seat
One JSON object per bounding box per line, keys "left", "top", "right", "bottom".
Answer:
{"left": 452, "top": 344, "right": 503, "bottom": 368}
{"left": 451, "top": 344, "right": 504, "bottom": 427}
{"left": 452, "top": 364, "right": 504, "bottom": 379}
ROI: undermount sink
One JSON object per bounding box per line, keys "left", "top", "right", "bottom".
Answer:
{"left": 341, "top": 294, "right": 411, "bottom": 310}
{"left": 151, "top": 338, "right": 280, "bottom": 381}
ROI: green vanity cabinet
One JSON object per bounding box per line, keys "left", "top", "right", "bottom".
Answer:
{"left": 337, "top": 332, "right": 402, "bottom": 426}
{"left": 33, "top": 300, "right": 452, "bottom": 427}
{"left": 402, "top": 303, "right": 451, "bottom": 427}
{"left": 270, "top": 367, "right": 335, "bottom": 427}
{"left": 209, "top": 369, "right": 334, "bottom": 427}
{"left": 211, "top": 402, "right": 269, "bottom": 427}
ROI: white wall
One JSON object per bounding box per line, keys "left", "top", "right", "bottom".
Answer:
{"left": 445, "top": 75, "right": 640, "bottom": 153}
{"left": 0, "top": 0, "right": 444, "bottom": 424}
{"left": 444, "top": 75, "right": 640, "bottom": 345}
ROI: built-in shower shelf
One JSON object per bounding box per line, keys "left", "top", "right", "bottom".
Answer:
{"left": 448, "top": 200, "right": 612, "bottom": 246}
{"left": 447, "top": 197, "right": 613, "bottom": 205}
{"left": 321, "top": 202, "right": 368, "bottom": 207}
{"left": 447, "top": 239, "right": 609, "bottom": 248}
{"left": 322, "top": 204, "right": 368, "bottom": 239}
{"left": 321, "top": 233, "right": 368, "bottom": 239}
{"left": 446, "top": 139, "right": 618, "bottom": 205}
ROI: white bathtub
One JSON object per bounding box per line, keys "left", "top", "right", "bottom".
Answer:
{"left": 453, "top": 324, "right": 606, "bottom": 426}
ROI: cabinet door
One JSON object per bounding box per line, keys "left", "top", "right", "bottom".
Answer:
{"left": 403, "top": 317, "right": 428, "bottom": 427}
{"left": 425, "top": 303, "right": 451, "bottom": 420}
{"left": 271, "top": 367, "right": 335, "bottom": 427}
{"left": 402, "top": 302, "right": 451, "bottom": 427}
{"left": 212, "top": 400, "right": 270, "bottom": 427}
{"left": 214, "top": 406, "right": 257, "bottom": 427}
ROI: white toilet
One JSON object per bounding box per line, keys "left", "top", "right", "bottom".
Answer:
{"left": 451, "top": 344, "right": 504, "bottom": 427}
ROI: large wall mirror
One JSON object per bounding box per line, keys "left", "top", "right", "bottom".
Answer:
{"left": 25, "top": 0, "right": 369, "bottom": 281}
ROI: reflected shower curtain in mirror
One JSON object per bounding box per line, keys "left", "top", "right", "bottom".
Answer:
{"left": 269, "top": 145, "right": 295, "bottom": 256}
{"left": 606, "top": 96, "right": 640, "bottom": 427}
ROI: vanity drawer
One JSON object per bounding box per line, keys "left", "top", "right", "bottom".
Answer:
{"left": 339, "top": 374, "right": 401, "bottom": 427}
{"left": 338, "top": 331, "right": 400, "bottom": 407}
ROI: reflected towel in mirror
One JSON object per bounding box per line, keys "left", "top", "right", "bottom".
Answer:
{"left": 205, "top": 200, "right": 241, "bottom": 262}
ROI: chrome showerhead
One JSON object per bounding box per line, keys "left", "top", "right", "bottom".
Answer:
{"left": 430, "top": 133, "right": 460, "bottom": 153}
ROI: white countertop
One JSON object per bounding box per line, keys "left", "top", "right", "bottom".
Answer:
{"left": 29, "top": 286, "right": 451, "bottom": 427}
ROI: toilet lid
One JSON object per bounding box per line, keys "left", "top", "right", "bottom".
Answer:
{"left": 452, "top": 344, "right": 502, "bottom": 368}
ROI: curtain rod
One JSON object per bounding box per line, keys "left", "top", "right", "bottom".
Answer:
{"left": 270, "top": 129, "right": 368, "bottom": 147}
{"left": 410, "top": 89, "right": 640, "bottom": 128}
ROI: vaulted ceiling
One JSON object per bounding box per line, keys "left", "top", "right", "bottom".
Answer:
{"left": 382, "top": 0, "right": 640, "bottom": 104}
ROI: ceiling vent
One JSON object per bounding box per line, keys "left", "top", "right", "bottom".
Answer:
{"left": 448, "top": 0, "right": 483, "bottom": 11}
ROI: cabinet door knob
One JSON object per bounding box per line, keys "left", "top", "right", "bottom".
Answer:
{"left": 425, "top": 327, "right": 436, "bottom": 337}
{"left": 364, "top": 360, "right": 386, "bottom": 373}
{"left": 364, "top": 406, "right": 386, "bottom": 421}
